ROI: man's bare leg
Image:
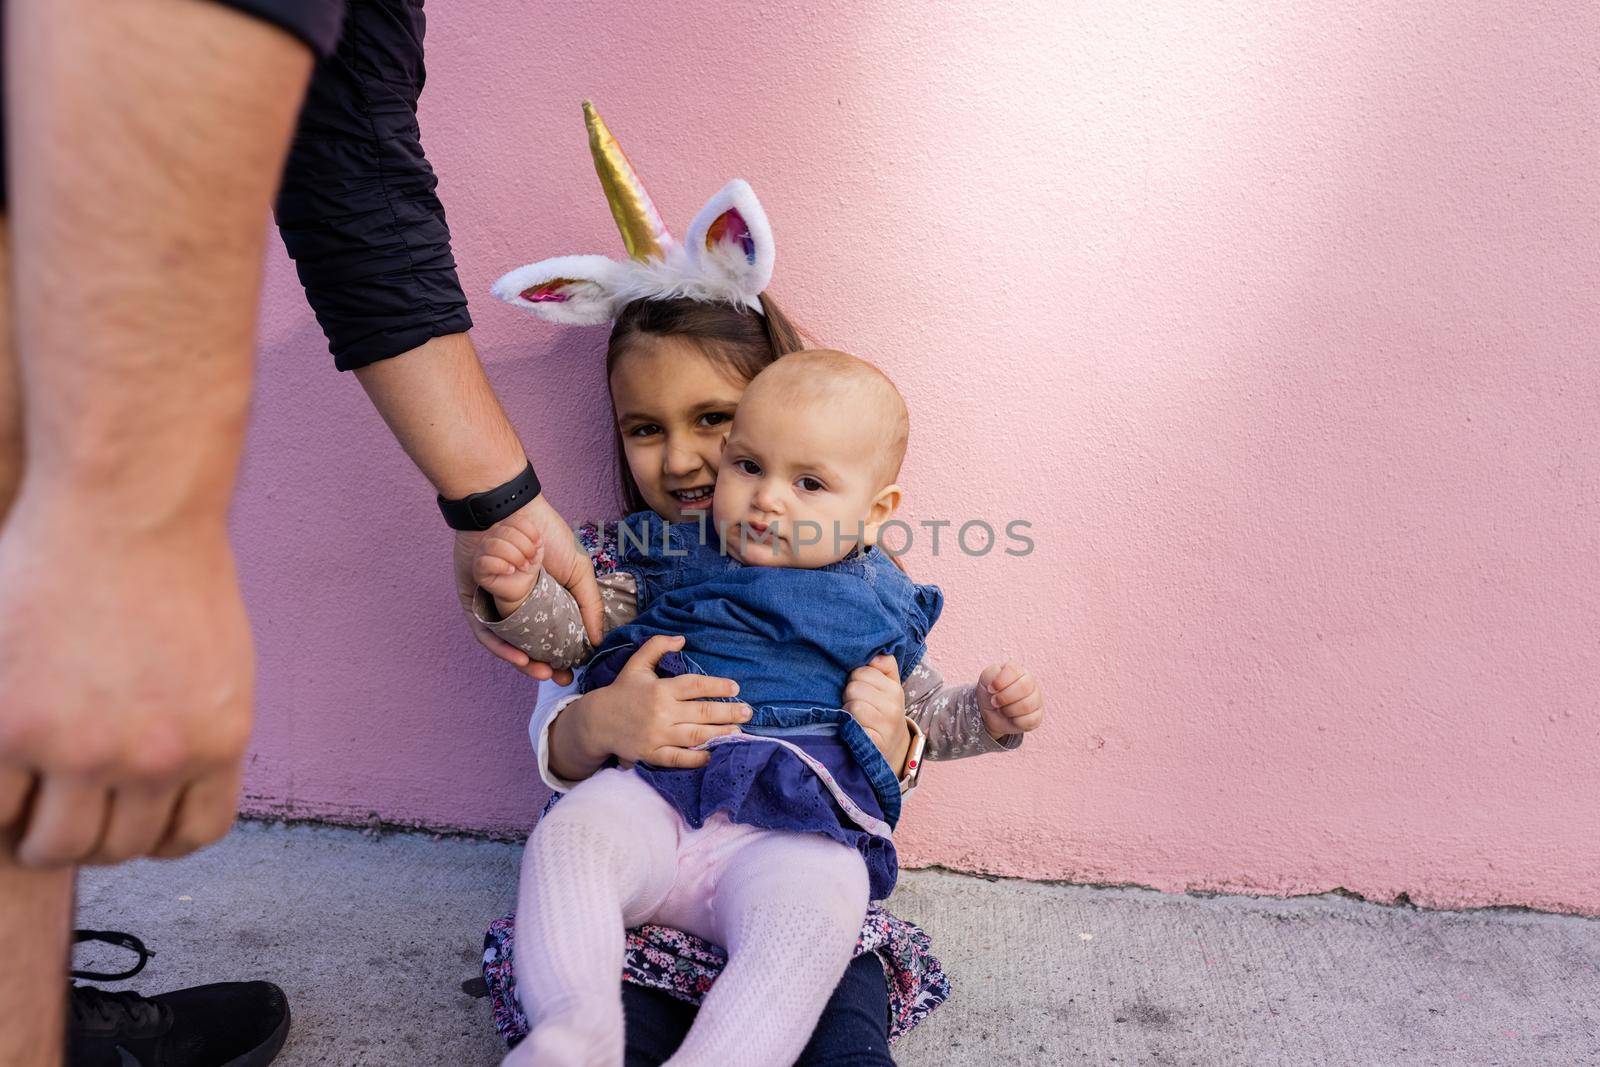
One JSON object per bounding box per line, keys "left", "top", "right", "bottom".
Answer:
{"left": 0, "top": 216, "right": 76, "bottom": 1067}
{"left": 0, "top": 856, "right": 72, "bottom": 1065}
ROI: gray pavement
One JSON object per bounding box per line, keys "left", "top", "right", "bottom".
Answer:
{"left": 76, "top": 821, "right": 1600, "bottom": 1066}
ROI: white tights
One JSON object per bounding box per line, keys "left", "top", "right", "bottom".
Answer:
{"left": 503, "top": 767, "right": 872, "bottom": 1067}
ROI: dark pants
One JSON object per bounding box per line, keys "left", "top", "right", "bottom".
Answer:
{"left": 622, "top": 953, "right": 895, "bottom": 1067}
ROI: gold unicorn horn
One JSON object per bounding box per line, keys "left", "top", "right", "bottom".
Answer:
{"left": 584, "top": 100, "right": 672, "bottom": 262}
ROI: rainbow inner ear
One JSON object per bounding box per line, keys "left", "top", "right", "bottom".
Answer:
{"left": 706, "top": 209, "right": 756, "bottom": 265}
{"left": 520, "top": 278, "right": 583, "bottom": 303}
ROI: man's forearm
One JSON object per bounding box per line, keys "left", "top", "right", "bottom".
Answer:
{"left": 353, "top": 332, "right": 530, "bottom": 499}
{"left": 9, "top": 0, "right": 313, "bottom": 528}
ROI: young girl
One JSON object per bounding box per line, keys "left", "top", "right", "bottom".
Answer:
{"left": 477, "top": 103, "right": 1044, "bottom": 1065}
{"left": 483, "top": 349, "right": 1027, "bottom": 1066}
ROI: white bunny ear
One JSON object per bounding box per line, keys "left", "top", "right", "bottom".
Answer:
{"left": 491, "top": 254, "right": 630, "bottom": 326}
{"left": 685, "top": 179, "right": 775, "bottom": 311}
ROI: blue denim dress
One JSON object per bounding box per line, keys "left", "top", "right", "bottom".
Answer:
{"left": 577, "top": 511, "right": 943, "bottom": 899}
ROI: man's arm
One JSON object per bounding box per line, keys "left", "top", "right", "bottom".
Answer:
{"left": 0, "top": 0, "right": 314, "bottom": 867}
{"left": 355, "top": 335, "right": 606, "bottom": 673}
{"left": 353, "top": 333, "right": 528, "bottom": 499}
{"left": 270, "top": 0, "right": 603, "bottom": 664}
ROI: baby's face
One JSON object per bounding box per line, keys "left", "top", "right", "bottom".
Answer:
{"left": 712, "top": 388, "right": 897, "bottom": 568}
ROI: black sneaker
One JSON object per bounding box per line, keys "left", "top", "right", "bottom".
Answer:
{"left": 68, "top": 931, "right": 291, "bottom": 1067}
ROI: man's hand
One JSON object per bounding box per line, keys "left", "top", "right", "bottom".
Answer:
{"left": 547, "top": 635, "right": 751, "bottom": 781}
{"left": 453, "top": 495, "right": 602, "bottom": 684}
{"left": 978, "top": 661, "right": 1045, "bottom": 739}
{"left": 0, "top": 503, "right": 253, "bottom": 867}
{"left": 844, "top": 654, "right": 912, "bottom": 775}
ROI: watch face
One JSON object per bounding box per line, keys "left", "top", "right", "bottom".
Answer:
{"left": 899, "top": 723, "right": 926, "bottom": 792}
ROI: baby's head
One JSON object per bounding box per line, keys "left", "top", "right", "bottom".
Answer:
{"left": 712, "top": 349, "right": 908, "bottom": 567}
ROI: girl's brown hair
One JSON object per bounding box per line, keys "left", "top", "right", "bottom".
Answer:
{"left": 605, "top": 293, "right": 807, "bottom": 514}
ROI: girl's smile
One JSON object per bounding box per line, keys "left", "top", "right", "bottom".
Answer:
{"left": 610, "top": 333, "right": 749, "bottom": 523}
{"left": 668, "top": 484, "right": 715, "bottom": 509}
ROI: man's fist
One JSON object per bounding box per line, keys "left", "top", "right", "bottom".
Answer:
{"left": 0, "top": 508, "right": 254, "bottom": 868}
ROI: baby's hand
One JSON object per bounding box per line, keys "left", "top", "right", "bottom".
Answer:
{"left": 471, "top": 512, "right": 546, "bottom": 619}
{"left": 978, "top": 661, "right": 1044, "bottom": 740}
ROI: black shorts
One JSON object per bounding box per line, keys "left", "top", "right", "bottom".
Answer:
{"left": 2, "top": 0, "right": 472, "bottom": 372}
{"left": 214, "top": 0, "right": 347, "bottom": 56}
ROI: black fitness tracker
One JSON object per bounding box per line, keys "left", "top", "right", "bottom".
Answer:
{"left": 436, "top": 461, "right": 542, "bottom": 531}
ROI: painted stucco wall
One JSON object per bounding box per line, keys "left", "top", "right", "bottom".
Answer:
{"left": 237, "top": 1, "right": 1600, "bottom": 913}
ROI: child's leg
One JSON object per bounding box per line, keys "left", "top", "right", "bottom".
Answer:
{"left": 664, "top": 832, "right": 870, "bottom": 1067}
{"left": 508, "top": 768, "right": 682, "bottom": 1067}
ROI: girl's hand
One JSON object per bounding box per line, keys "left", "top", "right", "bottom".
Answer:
{"left": 844, "top": 654, "right": 912, "bottom": 775}
{"left": 471, "top": 511, "right": 545, "bottom": 618}
{"left": 978, "top": 662, "right": 1044, "bottom": 739}
{"left": 548, "top": 635, "right": 753, "bottom": 781}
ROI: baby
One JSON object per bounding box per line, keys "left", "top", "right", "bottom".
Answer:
{"left": 483, "top": 351, "right": 953, "bottom": 1067}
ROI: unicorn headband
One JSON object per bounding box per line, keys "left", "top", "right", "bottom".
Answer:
{"left": 492, "top": 100, "right": 775, "bottom": 326}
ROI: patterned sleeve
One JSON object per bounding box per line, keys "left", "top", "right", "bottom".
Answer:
{"left": 470, "top": 521, "right": 639, "bottom": 669}
{"left": 904, "top": 658, "right": 1022, "bottom": 761}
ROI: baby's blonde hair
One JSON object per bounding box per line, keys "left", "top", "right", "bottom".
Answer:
{"left": 742, "top": 349, "right": 909, "bottom": 484}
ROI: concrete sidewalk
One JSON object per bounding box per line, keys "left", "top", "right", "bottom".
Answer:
{"left": 77, "top": 822, "right": 1599, "bottom": 1066}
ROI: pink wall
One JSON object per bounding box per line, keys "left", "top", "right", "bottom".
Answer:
{"left": 237, "top": 1, "right": 1600, "bottom": 913}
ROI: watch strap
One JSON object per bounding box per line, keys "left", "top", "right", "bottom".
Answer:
{"left": 898, "top": 715, "right": 927, "bottom": 794}
{"left": 437, "top": 461, "right": 542, "bottom": 531}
